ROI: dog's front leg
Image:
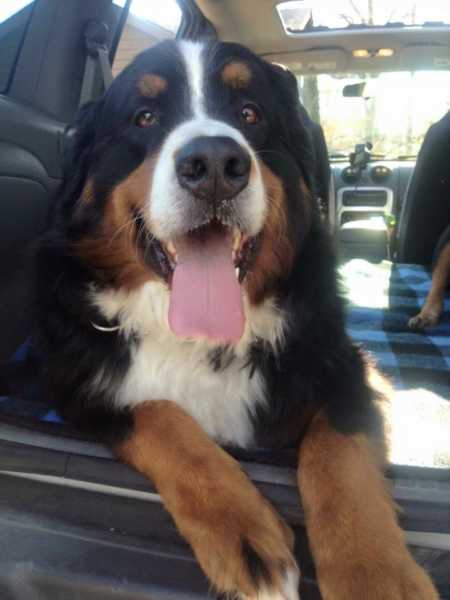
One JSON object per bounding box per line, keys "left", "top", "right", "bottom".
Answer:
{"left": 298, "top": 411, "right": 439, "bottom": 600}
{"left": 408, "top": 241, "right": 450, "bottom": 329}
{"left": 116, "top": 400, "right": 299, "bottom": 600}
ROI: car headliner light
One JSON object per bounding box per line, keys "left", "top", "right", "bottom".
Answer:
{"left": 352, "top": 48, "right": 395, "bottom": 58}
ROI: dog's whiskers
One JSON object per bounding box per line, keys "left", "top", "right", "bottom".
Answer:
{"left": 109, "top": 215, "right": 141, "bottom": 244}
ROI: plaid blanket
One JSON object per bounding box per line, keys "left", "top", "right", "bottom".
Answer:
{"left": 1, "top": 260, "right": 449, "bottom": 428}
{"left": 341, "top": 260, "right": 450, "bottom": 400}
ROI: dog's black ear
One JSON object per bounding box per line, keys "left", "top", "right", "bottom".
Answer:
{"left": 264, "top": 63, "right": 316, "bottom": 190}
{"left": 58, "top": 100, "right": 102, "bottom": 216}
{"left": 62, "top": 100, "right": 101, "bottom": 176}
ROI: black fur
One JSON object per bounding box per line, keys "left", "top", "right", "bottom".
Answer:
{"left": 249, "top": 222, "right": 384, "bottom": 448}
{"left": 241, "top": 538, "right": 272, "bottom": 587}
{"left": 34, "top": 236, "right": 134, "bottom": 444}
{"left": 35, "top": 40, "right": 383, "bottom": 449}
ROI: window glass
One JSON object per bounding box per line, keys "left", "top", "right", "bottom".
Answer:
{"left": 298, "top": 71, "right": 450, "bottom": 159}
{"left": 277, "top": 0, "right": 450, "bottom": 34}
{"left": 0, "top": 0, "right": 35, "bottom": 92}
{"left": 112, "top": 0, "right": 181, "bottom": 77}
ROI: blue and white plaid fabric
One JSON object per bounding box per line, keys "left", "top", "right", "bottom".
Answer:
{"left": 342, "top": 260, "right": 450, "bottom": 399}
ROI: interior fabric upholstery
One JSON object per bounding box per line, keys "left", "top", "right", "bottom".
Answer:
{"left": 397, "top": 111, "right": 450, "bottom": 265}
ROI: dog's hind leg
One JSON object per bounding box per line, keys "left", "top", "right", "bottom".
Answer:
{"left": 116, "top": 400, "right": 299, "bottom": 600}
{"left": 298, "top": 410, "right": 439, "bottom": 600}
{"left": 409, "top": 241, "right": 450, "bottom": 329}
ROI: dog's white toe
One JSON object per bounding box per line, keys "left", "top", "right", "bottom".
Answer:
{"left": 242, "top": 566, "right": 300, "bottom": 600}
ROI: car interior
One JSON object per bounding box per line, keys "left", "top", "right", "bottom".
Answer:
{"left": 0, "top": 1, "right": 449, "bottom": 598}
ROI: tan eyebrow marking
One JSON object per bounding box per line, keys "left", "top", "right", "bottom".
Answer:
{"left": 222, "top": 61, "right": 252, "bottom": 89}
{"left": 138, "top": 74, "right": 168, "bottom": 98}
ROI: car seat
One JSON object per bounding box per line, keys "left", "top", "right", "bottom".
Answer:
{"left": 396, "top": 111, "right": 450, "bottom": 265}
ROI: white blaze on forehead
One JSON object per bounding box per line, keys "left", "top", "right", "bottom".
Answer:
{"left": 179, "top": 40, "right": 206, "bottom": 117}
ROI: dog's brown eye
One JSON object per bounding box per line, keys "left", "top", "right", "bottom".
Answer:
{"left": 241, "top": 104, "right": 260, "bottom": 124}
{"left": 135, "top": 110, "right": 157, "bottom": 128}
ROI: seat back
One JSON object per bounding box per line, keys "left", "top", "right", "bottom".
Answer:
{"left": 397, "top": 111, "right": 450, "bottom": 265}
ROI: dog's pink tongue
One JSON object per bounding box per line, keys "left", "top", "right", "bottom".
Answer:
{"left": 169, "top": 230, "right": 244, "bottom": 342}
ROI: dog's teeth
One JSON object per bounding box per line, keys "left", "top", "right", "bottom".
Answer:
{"left": 235, "top": 268, "right": 240, "bottom": 279}
{"left": 165, "top": 241, "right": 178, "bottom": 265}
{"left": 232, "top": 228, "right": 242, "bottom": 251}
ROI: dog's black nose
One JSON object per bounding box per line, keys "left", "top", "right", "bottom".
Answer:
{"left": 175, "top": 136, "right": 251, "bottom": 201}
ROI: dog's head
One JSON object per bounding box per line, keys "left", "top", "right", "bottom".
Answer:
{"left": 66, "top": 40, "right": 316, "bottom": 343}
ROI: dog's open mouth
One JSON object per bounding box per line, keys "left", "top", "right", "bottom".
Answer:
{"left": 161, "top": 222, "right": 257, "bottom": 282}
{"left": 144, "top": 221, "right": 258, "bottom": 343}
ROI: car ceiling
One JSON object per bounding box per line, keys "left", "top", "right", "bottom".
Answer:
{"left": 196, "top": 0, "right": 450, "bottom": 74}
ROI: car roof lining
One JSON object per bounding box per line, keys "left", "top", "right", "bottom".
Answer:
{"left": 196, "top": 0, "right": 450, "bottom": 74}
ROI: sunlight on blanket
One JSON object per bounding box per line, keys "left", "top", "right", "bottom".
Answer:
{"left": 340, "top": 259, "right": 392, "bottom": 309}
{"left": 390, "top": 389, "right": 450, "bottom": 468}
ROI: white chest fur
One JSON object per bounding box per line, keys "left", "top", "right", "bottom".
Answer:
{"left": 92, "top": 281, "right": 285, "bottom": 448}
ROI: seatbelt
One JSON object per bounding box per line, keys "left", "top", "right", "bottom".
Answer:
{"left": 79, "top": 20, "right": 113, "bottom": 107}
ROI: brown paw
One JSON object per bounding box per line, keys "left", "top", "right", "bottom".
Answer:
{"left": 318, "top": 556, "right": 438, "bottom": 600}
{"left": 182, "top": 491, "right": 299, "bottom": 599}
{"left": 408, "top": 308, "right": 441, "bottom": 329}
{"left": 120, "top": 402, "right": 299, "bottom": 598}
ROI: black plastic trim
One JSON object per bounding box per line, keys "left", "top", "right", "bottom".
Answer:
{"left": 1, "top": 423, "right": 449, "bottom": 533}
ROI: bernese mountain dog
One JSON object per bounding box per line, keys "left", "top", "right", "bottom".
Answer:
{"left": 35, "top": 40, "right": 438, "bottom": 599}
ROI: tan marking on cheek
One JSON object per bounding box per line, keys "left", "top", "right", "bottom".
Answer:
{"left": 246, "top": 161, "right": 294, "bottom": 304}
{"left": 222, "top": 62, "right": 252, "bottom": 89}
{"left": 80, "top": 179, "right": 95, "bottom": 204}
{"left": 73, "top": 178, "right": 96, "bottom": 220}
{"left": 138, "top": 74, "right": 168, "bottom": 98}
{"left": 73, "top": 154, "right": 160, "bottom": 289}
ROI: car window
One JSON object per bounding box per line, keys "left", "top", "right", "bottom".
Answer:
{"left": 277, "top": 0, "right": 450, "bottom": 33}
{"left": 0, "top": 0, "right": 35, "bottom": 93}
{"left": 298, "top": 70, "right": 450, "bottom": 160}
{"left": 112, "top": 0, "right": 181, "bottom": 77}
